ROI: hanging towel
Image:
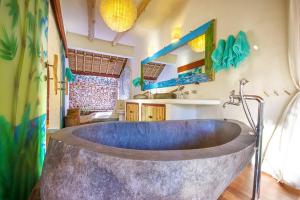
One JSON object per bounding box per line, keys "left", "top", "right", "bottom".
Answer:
{"left": 132, "top": 77, "right": 141, "bottom": 87}
{"left": 65, "top": 68, "right": 75, "bottom": 82}
{"left": 211, "top": 39, "right": 226, "bottom": 72}
{"left": 222, "top": 35, "right": 236, "bottom": 69}
{"left": 233, "top": 31, "right": 250, "bottom": 67}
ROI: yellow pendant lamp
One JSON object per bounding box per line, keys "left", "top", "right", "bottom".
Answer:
{"left": 100, "top": 0, "right": 137, "bottom": 32}
{"left": 171, "top": 27, "right": 182, "bottom": 43}
{"left": 188, "top": 34, "right": 206, "bottom": 52}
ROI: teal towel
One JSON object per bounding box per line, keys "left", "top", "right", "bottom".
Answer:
{"left": 132, "top": 77, "right": 141, "bottom": 87}
{"left": 65, "top": 68, "right": 75, "bottom": 82}
{"left": 222, "top": 35, "right": 236, "bottom": 69}
{"left": 233, "top": 31, "right": 250, "bottom": 67}
{"left": 211, "top": 39, "right": 225, "bottom": 72}
{"left": 211, "top": 31, "right": 250, "bottom": 73}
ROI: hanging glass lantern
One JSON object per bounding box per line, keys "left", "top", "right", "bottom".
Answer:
{"left": 100, "top": 0, "right": 137, "bottom": 32}
{"left": 188, "top": 34, "right": 206, "bottom": 52}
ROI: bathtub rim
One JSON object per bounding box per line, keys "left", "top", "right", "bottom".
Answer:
{"left": 48, "top": 119, "right": 256, "bottom": 161}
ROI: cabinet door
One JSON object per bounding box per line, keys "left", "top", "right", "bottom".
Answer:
{"left": 141, "top": 104, "right": 166, "bottom": 121}
{"left": 126, "top": 103, "right": 139, "bottom": 121}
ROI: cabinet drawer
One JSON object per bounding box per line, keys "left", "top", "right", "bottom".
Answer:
{"left": 126, "top": 103, "right": 139, "bottom": 121}
{"left": 141, "top": 104, "right": 166, "bottom": 121}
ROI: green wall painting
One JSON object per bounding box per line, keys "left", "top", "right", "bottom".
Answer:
{"left": 0, "top": 0, "right": 48, "bottom": 199}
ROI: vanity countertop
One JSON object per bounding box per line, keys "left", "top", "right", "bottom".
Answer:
{"left": 125, "top": 99, "right": 221, "bottom": 105}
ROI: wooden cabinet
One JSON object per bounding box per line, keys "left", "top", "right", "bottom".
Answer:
{"left": 141, "top": 104, "right": 166, "bottom": 121}
{"left": 125, "top": 102, "right": 166, "bottom": 122}
{"left": 126, "top": 103, "right": 139, "bottom": 121}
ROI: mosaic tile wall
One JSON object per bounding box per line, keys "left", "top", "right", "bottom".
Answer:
{"left": 69, "top": 74, "right": 119, "bottom": 111}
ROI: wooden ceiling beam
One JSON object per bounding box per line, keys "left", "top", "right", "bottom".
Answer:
{"left": 112, "top": 0, "right": 151, "bottom": 46}
{"left": 87, "top": 0, "right": 96, "bottom": 40}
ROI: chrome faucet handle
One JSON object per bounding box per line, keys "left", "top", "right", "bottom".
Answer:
{"left": 223, "top": 90, "right": 240, "bottom": 108}
{"left": 240, "top": 79, "right": 250, "bottom": 85}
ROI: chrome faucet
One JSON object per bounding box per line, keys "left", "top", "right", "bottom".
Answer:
{"left": 176, "top": 85, "right": 185, "bottom": 99}
{"left": 224, "top": 79, "right": 264, "bottom": 200}
{"left": 223, "top": 90, "right": 240, "bottom": 108}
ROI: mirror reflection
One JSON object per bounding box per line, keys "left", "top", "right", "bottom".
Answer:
{"left": 141, "top": 20, "right": 215, "bottom": 91}
{"left": 143, "top": 41, "right": 207, "bottom": 90}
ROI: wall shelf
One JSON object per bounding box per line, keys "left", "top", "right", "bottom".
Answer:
{"left": 125, "top": 99, "right": 220, "bottom": 121}
{"left": 125, "top": 99, "right": 220, "bottom": 106}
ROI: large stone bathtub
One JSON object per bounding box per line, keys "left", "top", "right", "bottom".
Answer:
{"left": 40, "top": 119, "right": 256, "bottom": 200}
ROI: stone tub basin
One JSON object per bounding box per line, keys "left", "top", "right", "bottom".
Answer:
{"left": 40, "top": 119, "right": 255, "bottom": 200}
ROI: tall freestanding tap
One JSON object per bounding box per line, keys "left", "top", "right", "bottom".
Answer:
{"left": 223, "top": 79, "right": 264, "bottom": 200}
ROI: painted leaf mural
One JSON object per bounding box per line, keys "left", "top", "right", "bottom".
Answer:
{"left": 0, "top": 0, "right": 48, "bottom": 199}
{"left": 0, "top": 27, "right": 18, "bottom": 60}
{"left": 0, "top": 108, "right": 46, "bottom": 200}
{"left": 27, "top": 12, "right": 35, "bottom": 33}
{"left": 6, "top": 0, "right": 19, "bottom": 28}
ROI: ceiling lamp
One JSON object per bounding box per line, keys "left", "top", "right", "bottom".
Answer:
{"left": 100, "top": 0, "right": 137, "bottom": 32}
{"left": 188, "top": 34, "right": 206, "bottom": 52}
{"left": 171, "top": 27, "right": 182, "bottom": 43}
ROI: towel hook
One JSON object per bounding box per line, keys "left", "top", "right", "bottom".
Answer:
{"left": 263, "top": 91, "right": 269, "bottom": 97}
{"left": 274, "top": 90, "right": 279, "bottom": 96}
{"left": 284, "top": 90, "right": 291, "bottom": 96}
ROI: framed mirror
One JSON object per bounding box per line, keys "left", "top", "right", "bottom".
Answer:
{"left": 141, "top": 20, "right": 215, "bottom": 91}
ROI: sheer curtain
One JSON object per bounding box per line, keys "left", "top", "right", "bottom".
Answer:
{"left": 263, "top": 0, "right": 300, "bottom": 189}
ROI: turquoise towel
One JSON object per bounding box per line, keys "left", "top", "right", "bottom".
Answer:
{"left": 65, "top": 68, "right": 75, "bottom": 82}
{"left": 211, "top": 39, "right": 225, "bottom": 72}
{"left": 233, "top": 31, "right": 250, "bottom": 67}
{"left": 211, "top": 31, "right": 250, "bottom": 73}
{"left": 222, "top": 35, "right": 236, "bottom": 69}
{"left": 132, "top": 77, "right": 141, "bottom": 87}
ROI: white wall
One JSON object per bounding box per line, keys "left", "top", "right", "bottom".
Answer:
{"left": 131, "top": 0, "right": 295, "bottom": 151}
{"left": 66, "top": 32, "right": 135, "bottom": 58}
{"left": 130, "top": 36, "right": 148, "bottom": 96}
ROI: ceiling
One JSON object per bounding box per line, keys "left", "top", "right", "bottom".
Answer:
{"left": 61, "top": 0, "right": 189, "bottom": 46}
{"left": 68, "top": 49, "right": 128, "bottom": 78}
